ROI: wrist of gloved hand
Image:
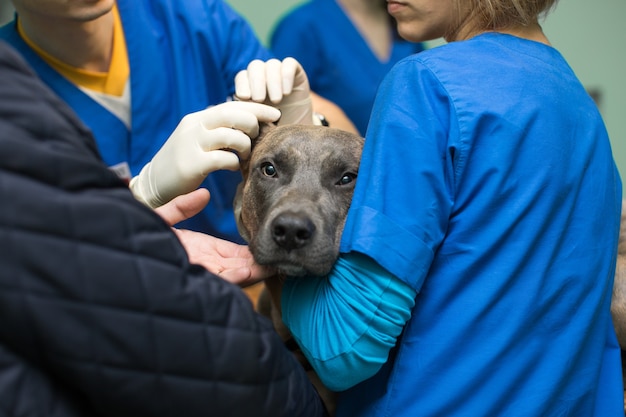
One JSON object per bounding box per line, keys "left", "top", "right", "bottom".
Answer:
{"left": 278, "top": 95, "right": 313, "bottom": 125}
{"left": 130, "top": 101, "right": 281, "bottom": 208}
{"left": 130, "top": 163, "right": 161, "bottom": 208}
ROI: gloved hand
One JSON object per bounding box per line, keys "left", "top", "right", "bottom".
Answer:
{"left": 130, "top": 101, "right": 281, "bottom": 208}
{"left": 234, "top": 57, "right": 314, "bottom": 126}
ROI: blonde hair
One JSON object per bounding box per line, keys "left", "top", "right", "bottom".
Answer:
{"left": 452, "top": 0, "right": 559, "bottom": 37}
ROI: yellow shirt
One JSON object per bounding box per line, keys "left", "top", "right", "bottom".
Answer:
{"left": 18, "top": 3, "right": 129, "bottom": 97}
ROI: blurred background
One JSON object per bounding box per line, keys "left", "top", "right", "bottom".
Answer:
{"left": 1, "top": 1, "right": 624, "bottom": 177}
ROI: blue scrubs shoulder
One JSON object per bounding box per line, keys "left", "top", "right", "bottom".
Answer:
{"left": 0, "top": 0, "right": 272, "bottom": 242}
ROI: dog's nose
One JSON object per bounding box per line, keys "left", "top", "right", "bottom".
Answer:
{"left": 271, "top": 211, "right": 316, "bottom": 251}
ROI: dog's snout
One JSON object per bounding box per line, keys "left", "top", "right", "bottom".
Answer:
{"left": 271, "top": 211, "right": 316, "bottom": 251}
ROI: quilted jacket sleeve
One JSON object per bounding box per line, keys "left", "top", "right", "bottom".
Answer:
{"left": 0, "top": 41, "right": 327, "bottom": 417}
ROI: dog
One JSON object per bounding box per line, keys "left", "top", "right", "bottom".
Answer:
{"left": 234, "top": 123, "right": 364, "bottom": 415}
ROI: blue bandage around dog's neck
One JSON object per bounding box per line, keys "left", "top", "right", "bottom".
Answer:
{"left": 281, "top": 251, "right": 416, "bottom": 392}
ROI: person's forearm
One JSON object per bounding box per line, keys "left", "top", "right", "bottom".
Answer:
{"left": 281, "top": 252, "right": 416, "bottom": 391}
{"left": 311, "top": 92, "right": 358, "bottom": 134}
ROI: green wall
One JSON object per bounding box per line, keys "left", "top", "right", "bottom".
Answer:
{"left": 227, "top": 0, "right": 626, "bottom": 180}
{"left": 226, "top": 0, "right": 301, "bottom": 47}
{"left": 542, "top": 0, "right": 626, "bottom": 181}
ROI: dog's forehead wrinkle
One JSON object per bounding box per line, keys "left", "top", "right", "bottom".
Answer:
{"left": 253, "top": 126, "right": 362, "bottom": 166}
{"left": 284, "top": 145, "right": 356, "bottom": 183}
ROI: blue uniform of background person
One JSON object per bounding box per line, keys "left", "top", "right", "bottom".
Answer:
{"left": 270, "top": 0, "right": 423, "bottom": 136}
{"left": 281, "top": 33, "right": 623, "bottom": 416}
{"left": 0, "top": 0, "right": 271, "bottom": 243}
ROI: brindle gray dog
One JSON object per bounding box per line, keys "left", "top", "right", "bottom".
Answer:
{"left": 235, "top": 123, "right": 363, "bottom": 277}
{"left": 234, "top": 123, "right": 363, "bottom": 416}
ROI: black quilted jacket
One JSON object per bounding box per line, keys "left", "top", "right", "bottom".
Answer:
{"left": 0, "top": 41, "right": 327, "bottom": 417}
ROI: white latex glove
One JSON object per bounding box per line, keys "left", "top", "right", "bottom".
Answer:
{"left": 234, "top": 57, "right": 314, "bottom": 126}
{"left": 130, "top": 101, "right": 280, "bottom": 208}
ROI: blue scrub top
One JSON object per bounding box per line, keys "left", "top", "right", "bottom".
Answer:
{"left": 270, "top": 0, "right": 423, "bottom": 136}
{"left": 0, "top": 0, "right": 272, "bottom": 243}
{"left": 339, "top": 33, "right": 623, "bottom": 416}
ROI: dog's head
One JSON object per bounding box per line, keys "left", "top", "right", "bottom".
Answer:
{"left": 234, "top": 124, "right": 363, "bottom": 277}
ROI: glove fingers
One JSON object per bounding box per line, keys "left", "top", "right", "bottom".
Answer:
{"left": 198, "top": 102, "right": 280, "bottom": 129}
{"left": 235, "top": 59, "right": 289, "bottom": 104}
{"left": 281, "top": 57, "right": 298, "bottom": 95}
{"left": 199, "top": 127, "right": 252, "bottom": 160}
{"left": 225, "top": 101, "right": 282, "bottom": 124}
{"left": 199, "top": 150, "right": 242, "bottom": 174}
{"left": 247, "top": 59, "right": 270, "bottom": 102}
{"left": 265, "top": 58, "right": 284, "bottom": 104}
{"left": 234, "top": 70, "right": 252, "bottom": 100}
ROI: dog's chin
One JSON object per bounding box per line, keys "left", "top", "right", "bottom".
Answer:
{"left": 250, "top": 240, "right": 337, "bottom": 278}
{"left": 275, "top": 262, "right": 332, "bottom": 278}
{"left": 276, "top": 263, "right": 309, "bottom": 277}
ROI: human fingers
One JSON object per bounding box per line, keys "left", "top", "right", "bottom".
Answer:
{"left": 197, "top": 126, "right": 252, "bottom": 160}
{"left": 155, "top": 188, "right": 211, "bottom": 226}
{"left": 280, "top": 57, "right": 299, "bottom": 95}
{"left": 198, "top": 101, "right": 281, "bottom": 129}
{"left": 240, "top": 59, "right": 268, "bottom": 102}
{"left": 265, "top": 58, "right": 284, "bottom": 103}
{"left": 234, "top": 68, "right": 252, "bottom": 100}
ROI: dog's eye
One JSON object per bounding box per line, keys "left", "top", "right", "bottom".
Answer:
{"left": 337, "top": 173, "right": 357, "bottom": 186}
{"left": 261, "top": 162, "right": 277, "bottom": 177}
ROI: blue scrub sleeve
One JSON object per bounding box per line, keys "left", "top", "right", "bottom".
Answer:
{"left": 281, "top": 251, "right": 416, "bottom": 392}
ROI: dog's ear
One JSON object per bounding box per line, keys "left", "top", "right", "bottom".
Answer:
{"left": 234, "top": 122, "right": 277, "bottom": 243}
{"left": 233, "top": 181, "right": 251, "bottom": 242}
{"left": 255, "top": 122, "right": 277, "bottom": 147}
{"left": 239, "top": 122, "right": 276, "bottom": 180}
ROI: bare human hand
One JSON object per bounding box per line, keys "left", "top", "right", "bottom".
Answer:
{"left": 173, "top": 228, "right": 275, "bottom": 286}
{"left": 154, "top": 188, "right": 275, "bottom": 286}
{"left": 154, "top": 188, "right": 211, "bottom": 226}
